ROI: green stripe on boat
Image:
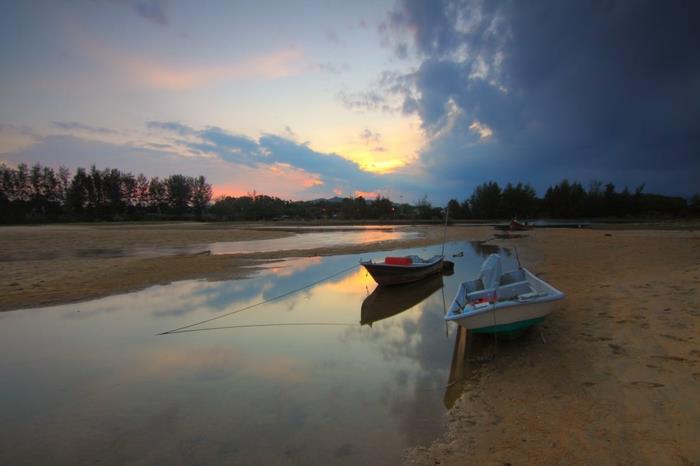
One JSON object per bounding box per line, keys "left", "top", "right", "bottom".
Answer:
{"left": 471, "top": 316, "right": 546, "bottom": 335}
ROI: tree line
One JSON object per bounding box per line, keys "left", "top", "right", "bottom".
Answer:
{"left": 446, "top": 180, "right": 694, "bottom": 220}
{"left": 0, "top": 163, "right": 212, "bottom": 223}
{"left": 209, "top": 193, "right": 400, "bottom": 221}
{"left": 209, "top": 180, "right": 696, "bottom": 221}
{"left": 1, "top": 163, "right": 697, "bottom": 224}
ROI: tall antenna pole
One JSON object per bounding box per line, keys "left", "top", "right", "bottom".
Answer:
{"left": 441, "top": 204, "right": 449, "bottom": 257}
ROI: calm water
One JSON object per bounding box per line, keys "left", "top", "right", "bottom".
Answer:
{"left": 209, "top": 228, "right": 421, "bottom": 254}
{"left": 0, "top": 241, "right": 516, "bottom": 465}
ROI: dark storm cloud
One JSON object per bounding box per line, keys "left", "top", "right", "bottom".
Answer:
{"left": 383, "top": 0, "right": 700, "bottom": 197}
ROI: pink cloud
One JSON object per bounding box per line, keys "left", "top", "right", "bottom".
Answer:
{"left": 354, "top": 190, "right": 379, "bottom": 199}
{"left": 118, "top": 48, "right": 304, "bottom": 90}
{"left": 66, "top": 19, "right": 304, "bottom": 90}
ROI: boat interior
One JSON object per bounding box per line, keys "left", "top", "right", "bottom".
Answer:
{"left": 459, "top": 267, "right": 547, "bottom": 307}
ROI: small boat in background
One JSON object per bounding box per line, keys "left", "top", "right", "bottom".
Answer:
{"left": 509, "top": 219, "right": 530, "bottom": 231}
{"left": 361, "top": 274, "right": 443, "bottom": 326}
{"left": 445, "top": 254, "right": 564, "bottom": 337}
{"left": 361, "top": 254, "right": 444, "bottom": 286}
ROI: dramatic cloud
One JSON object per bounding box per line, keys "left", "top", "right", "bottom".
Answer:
{"left": 375, "top": 0, "right": 700, "bottom": 197}
{"left": 147, "top": 121, "right": 399, "bottom": 195}
{"left": 4, "top": 121, "right": 427, "bottom": 201}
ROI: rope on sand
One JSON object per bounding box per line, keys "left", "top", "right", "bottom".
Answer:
{"left": 158, "top": 262, "right": 359, "bottom": 335}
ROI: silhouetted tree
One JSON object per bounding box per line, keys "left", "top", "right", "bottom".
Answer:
{"left": 544, "top": 179, "right": 586, "bottom": 218}
{"left": 371, "top": 195, "right": 394, "bottom": 218}
{"left": 165, "top": 174, "right": 191, "bottom": 215}
{"left": 354, "top": 196, "right": 368, "bottom": 218}
{"left": 470, "top": 181, "right": 501, "bottom": 219}
{"left": 460, "top": 199, "right": 472, "bottom": 219}
{"left": 416, "top": 194, "right": 433, "bottom": 219}
{"left": 0, "top": 162, "right": 692, "bottom": 223}
{"left": 191, "top": 175, "right": 213, "bottom": 219}
{"left": 447, "top": 198, "right": 462, "bottom": 219}
{"left": 500, "top": 182, "right": 537, "bottom": 218}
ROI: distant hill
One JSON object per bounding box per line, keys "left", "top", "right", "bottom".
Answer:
{"left": 309, "top": 196, "right": 346, "bottom": 204}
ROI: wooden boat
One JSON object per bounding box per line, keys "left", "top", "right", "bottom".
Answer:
{"left": 509, "top": 219, "right": 530, "bottom": 231}
{"left": 361, "top": 274, "right": 443, "bottom": 325}
{"left": 445, "top": 254, "right": 564, "bottom": 337}
{"left": 361, "top": 254, "right": 444, "bottom": 286}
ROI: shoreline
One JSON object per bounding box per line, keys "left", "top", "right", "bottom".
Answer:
{"left": 0, "top": 223, "right": 492, "bottom": 312}
{"left": 2, "top": 223, "right": 698, "bottom": 464}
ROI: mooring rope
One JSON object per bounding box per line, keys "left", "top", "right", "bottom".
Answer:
{"left": 164, "top": 322, "right": 358, "bottom": 334}
{"left": 159, "top": 262, "right": 359, "bottom": 335}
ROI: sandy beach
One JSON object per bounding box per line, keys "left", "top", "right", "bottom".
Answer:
{"left": 406, "top": 228, "right": 700, "bottom": 465}
{"left": 1, "top": 223, "right": 698, "bottom": 464}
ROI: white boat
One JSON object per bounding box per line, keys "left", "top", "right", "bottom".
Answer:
{"left": 445, "top": 254, "right": 564, "bottom": 336}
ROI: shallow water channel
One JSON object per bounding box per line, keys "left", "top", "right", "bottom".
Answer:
{"left": 208, "top": 226, "right": 421, "bottom": 254}
{"left": 0, "top": 241, "right": 517, "bottom": 465}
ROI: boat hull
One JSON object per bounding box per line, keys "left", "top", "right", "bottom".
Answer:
{"left": 449, "top": 300, "right": 556, "bottom": 335}
{"left": 509, "top": 220, "right": 529, "bottom": 231}
{"left": 361, "top": 258, "right": 444, "bottom": 286}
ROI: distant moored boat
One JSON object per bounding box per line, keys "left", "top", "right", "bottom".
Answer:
{"left": 509, "top": 219, "right": 530, "bottom": 231}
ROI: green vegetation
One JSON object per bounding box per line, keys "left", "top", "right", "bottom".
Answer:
{"left": 1, "top": 163, "right": 697, "bottom": 224}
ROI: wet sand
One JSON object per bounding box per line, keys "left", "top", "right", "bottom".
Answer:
{"left": 2, "top": 223, "right": 699, "bottom": 464}
{"left": 0, "top": 222, "right": 490, "bottom": 311}
{"left": 406, "top": 228, "right": 700, "bottom": 465}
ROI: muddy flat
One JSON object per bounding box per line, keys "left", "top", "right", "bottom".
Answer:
{"left": 0, "top": 223, "right": 489, "bottom": 311}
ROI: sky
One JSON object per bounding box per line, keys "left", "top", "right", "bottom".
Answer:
{"left": 1, "top": 0, "right": 698, "bottom": 203}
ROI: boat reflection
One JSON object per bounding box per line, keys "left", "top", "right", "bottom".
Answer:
{"left": 444, "top": 327, "right": 469, "bottom": 409}
{"left": 443, "top": 327, "right": 498, "bottom": 409}
{"left": 360, "top": 274, "right": 444, "bottom": 326}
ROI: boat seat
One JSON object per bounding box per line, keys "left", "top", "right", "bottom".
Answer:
{"left": 496, "top": 281, "right": 533, "bottom": 300}
{"left": 466, "top": 289, "right": 496, "bottom": 302}
{"left": 517, "top": 291, "right": 544, "bottom": 301}
{"left": 385, "top": 256, "right": 412, "bottom": 265}
{"left": 500, "top": 269, "right": 526, "bottom": 285}
{"left": 467, "top": 280, "right": 532, "bottom": 302}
